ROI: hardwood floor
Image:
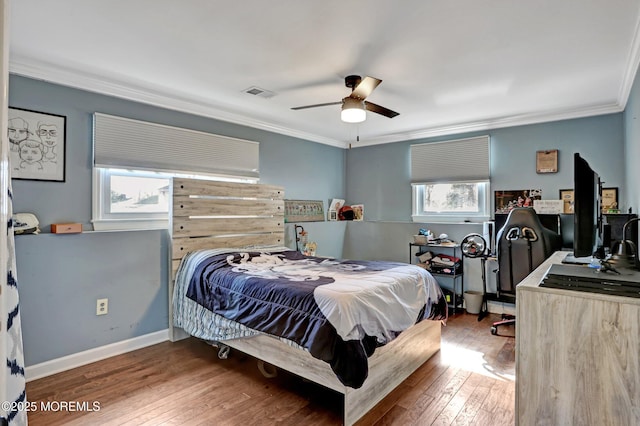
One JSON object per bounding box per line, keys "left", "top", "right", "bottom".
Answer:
{"left": 25, "top": 313, "right": 515, "bottom": 425}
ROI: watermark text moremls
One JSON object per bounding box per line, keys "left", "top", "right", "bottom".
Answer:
{"left": 40, "top": 401, "right": 101, "bottom": 411}
{"left": 2, "top": 400, "right": 101, "bottom": 412}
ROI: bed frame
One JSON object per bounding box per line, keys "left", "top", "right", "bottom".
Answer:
{"left": 169, "top": 178, "right": 441, "bottom": 425}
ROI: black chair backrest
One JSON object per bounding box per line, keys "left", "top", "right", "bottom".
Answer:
{"left": 496, "top": 208, "right": 562, "bottom": 294}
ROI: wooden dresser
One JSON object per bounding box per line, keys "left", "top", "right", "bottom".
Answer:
{"left": 516, "top": 251, "right": 640, "bottom": 425}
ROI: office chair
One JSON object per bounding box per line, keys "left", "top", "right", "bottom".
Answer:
{"left": 491, "top": 208, "right": 562, "bottom": 335}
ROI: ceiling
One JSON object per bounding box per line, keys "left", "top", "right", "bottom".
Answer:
{"left": 9, "top": 1, "right": 640, "bottom": 148}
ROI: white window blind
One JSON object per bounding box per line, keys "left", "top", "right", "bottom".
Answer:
{"left": 411, "top": 135, "right": 490, "bottom": 183}
{"left": 93, "top": 113, "right": 259, "bottom": 178}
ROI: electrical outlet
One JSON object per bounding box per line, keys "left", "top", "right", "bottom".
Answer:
{"left": 96, "top": 298, "right": 108, "bottom": 315}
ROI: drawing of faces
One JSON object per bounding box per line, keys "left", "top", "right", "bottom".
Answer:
{"left": 8, "top": 117, "right": 30, "bottom": 151}
{"left": 37, "top": 122, "right": 58, "bottom": 161}
{"left": 18, "top": 139, "right": 44, "bottom": 170}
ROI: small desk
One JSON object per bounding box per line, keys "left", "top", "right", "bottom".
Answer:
{"left": 516, "top": 251, "right": 640, "bottom": 425}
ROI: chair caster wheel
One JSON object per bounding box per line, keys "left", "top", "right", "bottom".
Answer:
{"left": 491, "top": 326, "right": 498, "bottom": 335}
{"left": 217, "top": 344, "right": 230, "bottom": 359}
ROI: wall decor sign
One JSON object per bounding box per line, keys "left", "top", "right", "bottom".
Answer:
{"left": 536, "top": 149, "right": 558, "bottom": 173}
{"left": 284, "top": 199, "right": 325, "bottom": 223}
{"left": 533, "top": 200, "right": 564, "bottom": 215}
{"left": 559, "top": 189, "right": 574, "bottom": 214}
{"left": 9, "top": 107, "right": 66, "bottom": 182}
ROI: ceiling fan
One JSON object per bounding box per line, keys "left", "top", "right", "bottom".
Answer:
{"left": 291, "top": 75, "right": 399, "bottom": 123}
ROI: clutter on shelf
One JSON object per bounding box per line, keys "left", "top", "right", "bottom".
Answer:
{"left": 414, "top": 250, "right": 462, "bottom": 275}
{"left": 413, "top": 234, "right": 428, "bottom": 244}
{"left": 413, "top": 228, "right": 455, "bottom": 245}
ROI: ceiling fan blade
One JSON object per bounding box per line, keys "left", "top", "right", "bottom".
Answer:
{"left": 291, "top": 101, "right": 342, "bottom": 111}
{"left": 364, "top": 101, "right": 399, "bottom": 118}
{"left": 351, "top": 76, "right": 382, "bottom": 99}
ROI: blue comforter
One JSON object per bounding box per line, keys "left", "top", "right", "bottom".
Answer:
{"left": 185, "top": 249, "right": 447, "bottom": 388}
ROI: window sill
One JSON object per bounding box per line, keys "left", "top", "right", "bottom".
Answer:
{"left": 412, "top": 215, "right": 490, "bottom": 224}
{"left": 92, "top": 218, "right": 168, "bottom": 232}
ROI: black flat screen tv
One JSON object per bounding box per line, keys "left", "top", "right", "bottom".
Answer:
{"left": 573, "top": 153, "right": 603, "bottom": 258}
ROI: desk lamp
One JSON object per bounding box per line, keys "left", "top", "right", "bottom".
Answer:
{"left": 610, "top": 217, "right": 640, "bottom": 270}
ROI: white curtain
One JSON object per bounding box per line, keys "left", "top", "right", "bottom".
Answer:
{"left": 1, "top": 0, "right": 28, "bottom": 424}
{"left": 1, "top": 186, "right": 27, "bottom": 425}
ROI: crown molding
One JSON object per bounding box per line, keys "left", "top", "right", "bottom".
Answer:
{"left": 618, "top": 12, "right": 640, "bottom": 109}
{"left": 351, "top": 103, "right": 624, "bottom": 148}
{"left": 9, "top": 56, "right": 627, "bottom": 151}
{"left": 8, "top": 56, "right": 347, "bottom": 149}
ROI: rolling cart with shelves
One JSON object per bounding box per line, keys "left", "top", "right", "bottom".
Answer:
{"left": 409, "top": 242, "right": 464, "bottom": 313}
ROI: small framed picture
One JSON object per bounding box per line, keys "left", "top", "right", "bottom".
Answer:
{"left": 9, "top": 107, "right": 66, "bottom": 182}
{"left": 352, "top": 204, "right": 364, "bottom": 221}
{"left": 559, "top": 189, "right": 574, "bottom": 214}
{"left": 536, "top": 149, "right": 558, "bottom": 173}
{"left": 328, "top": 199, "right": 344, "bottom": 221}
{"left": 601, "top": 187, "right": 619, "bottom": 213}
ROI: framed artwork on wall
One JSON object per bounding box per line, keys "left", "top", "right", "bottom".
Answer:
{"left": 8, "top": 107, "right": 66, "bottom": 182}
{"left": 328, "top": 198, "right": 345, "bottom": 221}
{"left": 352, "top": 204, "right": 364, "bottom": 221}
{"left": 284, "top": 200, "right": 325, "bottom": 223}
{"left": 601, "top": 187, "right": 619, "bottom": 213}
{"left": 536, "top": 149, "right": 558, "bottom": 173}
{"left": 559, "top": 189, "right": 574, "bottom": 214}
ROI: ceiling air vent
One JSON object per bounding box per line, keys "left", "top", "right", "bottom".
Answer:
{"left": 243, "top": 86, "right": 276, "bottom": 99}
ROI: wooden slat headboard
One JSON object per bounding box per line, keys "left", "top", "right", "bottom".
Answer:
{"left": 169, "top": 177, "right": 285, "bottom": 340}
{"left": 171, "top": 178, "right": 285, "bottom": 269}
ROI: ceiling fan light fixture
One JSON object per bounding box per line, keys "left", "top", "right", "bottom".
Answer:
{"left": 341, "top": 97, "right": 366, "bottom": 123}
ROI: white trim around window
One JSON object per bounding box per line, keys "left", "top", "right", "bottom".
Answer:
{"left": 92, "top": 168, "right": 257, "bottom": 231}
{"left": 411, "top": 181, "right": 491, "bottom": 223}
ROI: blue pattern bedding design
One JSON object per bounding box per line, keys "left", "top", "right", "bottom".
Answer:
{"left": 180, "top": 249, "right": 447, "bottom": 388}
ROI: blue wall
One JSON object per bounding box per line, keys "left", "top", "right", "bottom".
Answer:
{"left": 624, "top": 66, "right": 640, "bottom": 213}
{"left": 343, "top": 114, "right": 626, "bottom": 298}
{"left": 9, "top": 75, "right": 347, "bottom": 231}
{"left": 10, "top": 72, "right": 633, "bottom": 367}
{"left": 16, "top": 230, "right": 166, "bottom": 366}
{"left": 345, "top": 114, "right": 625, "bottom": 223}
{"left": 10, "top": 75, "right": 346, "bottom": 366}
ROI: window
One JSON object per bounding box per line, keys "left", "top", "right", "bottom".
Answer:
{"left": 92, "top": 113, "right": 260, "bottom": 231}
{"left": 109, "top": 174, "right": 169, "bottom": 215}
{"left": 93, "top": 168, "right": 170, "bottom": 231}
{"left": 93, "top": 168, "right": 257, "bottom": 231}
{"left": 412, "top": 181, "right": 490, "bottom": 222}
{"left": 411, "top": 136, "right": 490, "bottom": 223}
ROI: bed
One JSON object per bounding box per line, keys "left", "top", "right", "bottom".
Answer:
{"left": 169, "top": 178, "right": 445, "bottom": 425}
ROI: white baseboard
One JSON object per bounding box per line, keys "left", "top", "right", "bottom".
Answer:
{"left": 460, "top": 300, "right": 515, "bottom": 316}
{"left": 487, "top": 300, "right": 516, "bottom": 316}
{"left": 25, "top": 329, "right": 169, "bottom": 382}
